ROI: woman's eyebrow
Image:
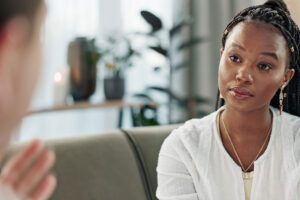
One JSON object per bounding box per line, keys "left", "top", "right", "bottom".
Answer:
{"left": 230, "top": 42, "right": 246, "bottom": 51}
{"left": 260, "top": 52, "right": 278, "bottom": 60}
{"left": 230, "top": 42, "right": 278, "bottom": 60}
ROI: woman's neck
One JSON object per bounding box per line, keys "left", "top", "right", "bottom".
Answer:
{"left": 221, "top": 105, "right": 272, "bottom": 141}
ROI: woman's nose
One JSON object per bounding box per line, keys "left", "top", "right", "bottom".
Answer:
{"left": 236, "top": 65, "right": 254, "bottom": 84}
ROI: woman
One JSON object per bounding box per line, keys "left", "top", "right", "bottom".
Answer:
{"left": 0, "top": 0, "right": 56, "bottom": 199}
{"left": 156, "top": 0, "right": 300, "bottom": 199}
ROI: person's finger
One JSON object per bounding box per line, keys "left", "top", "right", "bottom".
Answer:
{"left": 29, "top": 174, "right": 57, "bottom": 200}
{"left": 14, "top": 150, "right": 55, "bottom": 197}
{"left": 1, "top": 140, "right": 44, "bottom": 185}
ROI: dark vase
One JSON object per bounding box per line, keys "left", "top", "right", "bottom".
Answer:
{"left": 68, "top": 37, "right": 97, "bottom": 101}
{"left": 104, "top": 76, "right": 125, "bottom": 100}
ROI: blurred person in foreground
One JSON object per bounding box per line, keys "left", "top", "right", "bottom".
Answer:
{"left": 0, "top": 0, "right": 56, "bottom": 199}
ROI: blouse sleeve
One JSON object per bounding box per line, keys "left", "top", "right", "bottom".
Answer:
{"left": 156, "top": 131, "right": 199, "bottom": 200}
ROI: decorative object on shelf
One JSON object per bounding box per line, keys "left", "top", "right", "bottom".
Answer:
{"left": 98, "top": 35, "right": 140, "bottom": 100}
{"left": 104, "top": 67, "right": 125, "bottom": 100}
{"left": 53, "top": 68, "right": 70, "bottom": 106}
{"left": 67, "top": 37, "right": 101, "bottom": 101}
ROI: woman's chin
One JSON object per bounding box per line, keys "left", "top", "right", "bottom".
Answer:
{"left": 224, "top": 100, "right": 269, "bottom": 114}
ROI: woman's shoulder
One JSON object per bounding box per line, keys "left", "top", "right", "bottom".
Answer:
{"left": 270, "top": 107, "right": 300, "bottom": 134}
{"left": 280, "top": 110, "right": 300, "bottom": 169}
{"left": 279, "top": 110, "right": 300, "bottom": 146}
{"left": 280, "top": 110, "right": 300, "bottom": 135}
{"left": 158, "top": 110, "right": 218, "bottom": 168}
{"left": 173, "top": 110, "right": 216, "bottom": 136}
{"left": 281, "top": 110, "right": 300, "bottom": 125}
{"left": 161, "top": 110, "right": 218, "bottom": 153}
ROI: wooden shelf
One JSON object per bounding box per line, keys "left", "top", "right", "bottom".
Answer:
{"left": 27, "top": 100, "right": 158, "bottom": 115}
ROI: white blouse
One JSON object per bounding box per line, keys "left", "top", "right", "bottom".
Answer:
{"left": 215, "top": 111, "right": 253, "bottom": 200}
{"left": 156, "top": 106, "right": 300, "bottom": 200}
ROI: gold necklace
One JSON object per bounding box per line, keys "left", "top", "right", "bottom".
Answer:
{"left": 220, "top": 112, "right": 272, "bottom": 172}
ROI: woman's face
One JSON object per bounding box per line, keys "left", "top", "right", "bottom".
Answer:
{"left": 218, "top": 21, "right": 294, "bottom": 113}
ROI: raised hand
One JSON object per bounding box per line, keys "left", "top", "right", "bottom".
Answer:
{"left": 0, "top": 140, "right": 56, "bottom": 200}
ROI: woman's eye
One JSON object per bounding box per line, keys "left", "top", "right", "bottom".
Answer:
{"left": 229, "top": 55, "right": 241, "bottom": 63}
{"left": 258, "top": 63, "right": 272, "bottom": 71}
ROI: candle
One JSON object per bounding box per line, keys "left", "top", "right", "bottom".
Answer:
{"left": 53, "top": 68, "right": 70, "bottom": 106}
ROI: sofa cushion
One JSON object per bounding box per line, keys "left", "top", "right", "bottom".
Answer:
{"left": 122, "top": 124, "right": 180, "bottom": 200}
{"left": 4, "top": 130, "right": 151, "bottom": 200}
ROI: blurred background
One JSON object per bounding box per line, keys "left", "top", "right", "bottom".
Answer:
{"left": 16, "top": 0, "right": 300, "bottom": 141}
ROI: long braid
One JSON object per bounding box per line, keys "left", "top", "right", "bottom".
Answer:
{"left": 216, "top": 0, "right": 300, "bottom": 117}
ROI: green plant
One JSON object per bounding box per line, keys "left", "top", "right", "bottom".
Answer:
{"left": 97, "top": 35, "right": 140, "bottom": 77}
{"left": 85, "top": 38, "right": 102, "bottom": 68}
{"left": 131, "top": 105, "right": 159, "bottom": 126}
{"left": 133, "top": 10, "right": 212, "bottom": 123}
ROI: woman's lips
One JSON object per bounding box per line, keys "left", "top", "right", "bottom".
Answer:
{"left": 229, "top": 87, "right": 254, "bottom": 100}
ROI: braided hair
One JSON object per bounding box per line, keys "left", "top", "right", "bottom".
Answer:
{"left": 216, "top": 0, "right": 300, "bottom": 117}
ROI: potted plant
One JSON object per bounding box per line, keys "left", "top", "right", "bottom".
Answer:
{"left": 99, "top": 35, "right": 139, "bottom": 100}
{"left": 103, "top": 62, "right": 125, "bottom": 100}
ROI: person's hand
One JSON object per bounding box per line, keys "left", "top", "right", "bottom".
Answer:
{"left": 0, "top": 140, "right": 56, "bottom": 200}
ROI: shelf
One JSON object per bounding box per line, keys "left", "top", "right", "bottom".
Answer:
{"left": 27, "top": 100, "right": 158, "bottom": 115}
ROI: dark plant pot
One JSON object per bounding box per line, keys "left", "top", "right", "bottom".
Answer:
{"left": 68, "top": 37, "right": 97, "bottom": 101}
{"left": 104, "top": 76, "right": 125, "bottom": 100}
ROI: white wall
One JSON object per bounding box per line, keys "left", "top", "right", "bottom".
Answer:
{"left": 99, "top": 0, "right": 122, "bottom": 36}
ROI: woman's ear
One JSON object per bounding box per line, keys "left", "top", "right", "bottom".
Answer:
{"left": 281, "top": 69, "right": 295, "bottom": 88}
{"left": 220, "top": 48, "right": 224, "bottom": 57}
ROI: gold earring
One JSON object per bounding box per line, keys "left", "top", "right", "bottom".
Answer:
{"left": 279, "top": 85, "right": 286, "bottom": 115}
{"left": 279, "top": 89, "right": 283, "bottom": 115}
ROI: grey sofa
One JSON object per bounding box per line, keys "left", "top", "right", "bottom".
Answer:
{"left": 4, "top": 124, "right": 179, "bottom": 200}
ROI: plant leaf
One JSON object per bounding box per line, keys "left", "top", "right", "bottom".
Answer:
{"left": 169, "top": 17, "right": 194, "bottom": 36}
{"left": 146, "top": 86, "right": 182, "bottom": 102}
{"left": 177, "top": 37, "right": 206, "bottom": 50}
{"left": 153, "top": 66, "right": 162, "bottom": 72}
{"left": 141, "top": 10, "right": 163, "bottom": 33}
{"left": 149, "top": 46, "right": 168, "bottom": 56}
{"left": 132, "top": 93, "right": 154, "bottom": 101}
{"left": 173, "top": 61, "right": 190, "bottom": 71}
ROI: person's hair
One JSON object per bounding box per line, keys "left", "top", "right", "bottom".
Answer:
{"left": 215, "top": 0, "right": 300, "bottom": 117}
{"left": 0, "top": 0, "right": 43, "bottom": 32}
